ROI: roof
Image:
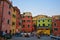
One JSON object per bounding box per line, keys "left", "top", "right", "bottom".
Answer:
{"left": 1, "top": 0, "right": 12, "bottom": 6}
{"left": 23, "top": 12, "right": 32, "bottom": 16}
{"left": 13, "top": 7, "right": 20, "bottom": 13}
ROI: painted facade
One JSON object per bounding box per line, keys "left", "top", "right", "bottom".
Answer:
{"left": 0, "top": 0, "right": 12, "bottom": 33}
{"left": 22, "top": 12, "right": 34, "bottom": 32}
{"left": 11, "top": 7, "right": 16, "bottom": 34}
{"left": 52, "top": 15, "right": 60, "bottom": 36}
{"left": 32, "top": 15, "right": 48, "bottom": 31}
{"left": 36, "top": 28, "right": 50, "bottom": 35}
{"left": 36, "top": 16, "right": 52, "bottom": 35}
{"left": 37, "top": 17, "right": 52, "bottom": 28}
{"left": 14, "top": 7, "right": 21, "bottom": 33}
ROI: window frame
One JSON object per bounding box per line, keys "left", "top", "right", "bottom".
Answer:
{"left": 54, "top": 23, "right": 56, "bottom": 27}
{"left": 8, "top": 11, "right": 10, "bottom": 15}
{"left": 23, "top": 20, "right": 25, "bottom": 22}
{"left": 12, "top": 14, "right": 16, "bottom": 18}
{"left": 28, "top": 25, "right": 30, "bottom": 28}
{"left": 28, "top": 16, "right": 30, "bottom": 18}
{"left": 54, "top": 28, "right": 58, "bottom": 31}
{"left": 39, "top": 24, "right": 40, "bottom": 27}
{"left": 12, "top": 22, "right": 15, "bottom": 25}
{"left": 27, "top": 20, "right": 30, "bottom": 22}
{"left": 19, "top": 22, "right": 21, "bottom": 25}
{"left": 38, "top": 20, "right": 40, "bottom": 22}
{"left": 43, "top": 20, "right": 44, "bottom": 22}
{"left": 7, "top": 19, "right": 10, "bottom": 24}
{"left": 22, "top": 25, "right": 25, "bottom": 28}
{"left": 43, "top": 24, "right": 45, "bottom": 27}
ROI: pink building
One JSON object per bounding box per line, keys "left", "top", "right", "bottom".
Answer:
{"left": 0, "top": 0, "right": 12, "bottom": 33}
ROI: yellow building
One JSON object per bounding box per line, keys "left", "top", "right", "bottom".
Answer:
{"left": 36, "top": 28, "right": 50, "bottom": 36}
{"left": 32, "top": 15, "right": 48, "bottom": 31}
{"left": 33, "top": 15, "right": 51, "bottom": 35}
{"left": 11, "top": 7, "right": 16, "bottom": 35}
{"left": 33, "top": 15, "right": 48, "bottom": 25}
{"left": 33, "top": 16, "right": 37, "bottom": 25}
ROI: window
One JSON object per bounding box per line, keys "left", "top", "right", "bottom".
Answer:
{"left": 5, "top": 30, "right": 7, "bottom": 33}
{"left": 13, "top": 29, "right": 14, "bottom": 32}
{"left": 12, "top": 14, "right": 16, "bottom": 18}
{"left": 48, "top": 20, "right": 51, "bottom": 22}
{"left": 19, "top": 22, "right": 21, "bottom": 25}
{"left": 23, "top": 13, "right": 25, "bottom": 14}
{"left": 28, "top": 25, "right": 30, "bottom": 28}
{"left": 38, "top": 20, "right": 40, "bottom": 22}
{"left": 8, "top": 11, "right": 10, "bottom": 15}
{"left": 22, "top": 25, "right": 25, "bottom": 28}
{"left": 12, "top": 22, "right": 15, "bottom": 25}
{"left": 39, "top": 24, "right": 40, "bottom": 27}
{"left": 54, "top": 28, "right": 58, "bottom": 31}
{"left": 10, "top": 30, "right": 11, "bottom": 33}
{"left": 48, "top": 20, "right": 49, "bottom": 22}
{"left": 23, "top": 20, "right": 25, "bottom": 22}
{"left": 43, "top": 20, "right": 44, "bottom": 22}
{"left": 48, "top": 24, "right": 50, "bottom": 26}
{"left": 7, "top": 19, "right": 10, "bottom": 24}
{"left": 54, "top": 23, "right": 56, "bottom": 26}
{"left": 27, "top": 20, "right": 30, "bottom": 22}
{"left": 43, "top": 24, "right": 45, "bottom": 26}
{"left": 28, "top": 16, "right": 30, "bottom": 18}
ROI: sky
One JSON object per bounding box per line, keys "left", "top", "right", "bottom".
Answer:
{"left": 10, "top": 0, "right": 60, "bottom": 17}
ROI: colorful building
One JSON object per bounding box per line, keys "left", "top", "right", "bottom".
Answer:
{"left": 52, "top": 15, "right": 60, "bottom": 36}
{"left": 11, "top": 7, "right": 16, "bottom": 35}
{"left": 37, "top": 17, "right": 52, "bottom": 28}
{"left": 15, "top": 7, "right": 21, "bottom": 33}
{"left": 0, "top": 0, "right": 12, "bottom": 33}
{"left": 21, "top": 12, "right": 34, "bottom": 32}
{"left": 32, "top": 15, "right": 48, "bottom": 31}
{"left": 36, "top": 28, "right": 50, "bottom": 35}
{"left": 32, "top": 17, "right": 37, "bottom": 31}
{"left": 36, "top": 16, "right": 52, "bottom": 35}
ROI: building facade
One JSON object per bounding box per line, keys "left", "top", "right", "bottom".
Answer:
{"left": 52, "top": 15, "right": 60, "bottom": 36}
{"left": 0, "top": 0, "right": 12, "bottom": 33}
{"left": 11, "top": 7, "right": 16, "bottom": 35}
{"left": 22, "top": 12, "right": 34, "bottom": 32}
{"left": 32, "top": 17, "right": 37, "bottom": 31}
{"left": 14, "top": 7, "right": 21, "bottom": 33}
{"left": 36, "top": 15, "right": 52, "bottom": 35}
{"left": 37, "top": 17, "right": 52, "bottom": 28}
{"left": 32, "top": 15, "right": 48, "bottom": 31}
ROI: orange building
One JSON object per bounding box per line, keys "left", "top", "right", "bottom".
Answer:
{"left": 21, "top": 12, "right": 34, "bottom": 32}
